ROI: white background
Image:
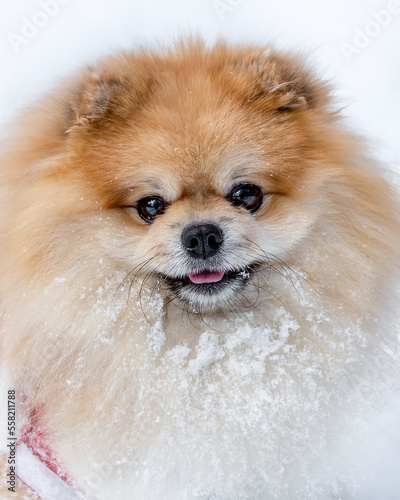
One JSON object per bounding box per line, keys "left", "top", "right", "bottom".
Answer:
{"left": 1, "top": 1, "right": 400, "bottom": 498}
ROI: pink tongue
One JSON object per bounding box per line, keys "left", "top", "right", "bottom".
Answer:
{"left": 188, "top": 270, "right": 225, "bottom": 284}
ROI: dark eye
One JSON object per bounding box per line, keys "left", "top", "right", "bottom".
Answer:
{"left": 137, "top": 196, "right": 167, "bottom": 223}
{"left": 228, "top": 184, "right": 263, "bottom": 213}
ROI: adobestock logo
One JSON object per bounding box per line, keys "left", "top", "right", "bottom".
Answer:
{"left": 214, "top": 0, "right": 245, "bottom": 21}
{"left": 340, "top": 0, "right": 400, "bottom": 63}
{"left": 8, "top": 0, "right": 72, "bottom": 53}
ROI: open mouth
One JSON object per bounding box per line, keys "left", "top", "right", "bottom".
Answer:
{"left": 169, "top": 268, "right": 249, "bottom": 293}
{"left": 162, "top": 265, "right": 257, "bottom": 306}
{"left": 188, "top": 270, "right": 226, "bottom": 285}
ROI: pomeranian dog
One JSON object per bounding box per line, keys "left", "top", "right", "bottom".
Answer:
{"left": 1, "top": 40, "right": 399, "bottom": 499}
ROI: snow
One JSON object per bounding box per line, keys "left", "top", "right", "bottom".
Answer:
{"left": 67, "top": 285, "right": 398, "bottom": 499}
{"left": 1, "top": 0, "right": 400, "bottom": 498}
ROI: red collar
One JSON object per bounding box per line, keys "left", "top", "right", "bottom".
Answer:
{"left": 16, "top": 409, "right": 83, "bottom": 499}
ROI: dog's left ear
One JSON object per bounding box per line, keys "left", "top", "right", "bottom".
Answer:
{"left": 236, "top": 49, "right": 329, "bottom": 112}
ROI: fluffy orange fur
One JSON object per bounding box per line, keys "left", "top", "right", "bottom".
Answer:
{"left": 1, "top": 40, "right": 399, "bottom": 499}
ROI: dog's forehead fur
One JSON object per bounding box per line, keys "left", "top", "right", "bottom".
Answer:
{"left": 65, "top": 41, "right": 336, "bottom": 208}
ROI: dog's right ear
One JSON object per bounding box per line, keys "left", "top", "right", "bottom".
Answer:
{"left": 67, "top": 71, "right": 129, "bottom": 133}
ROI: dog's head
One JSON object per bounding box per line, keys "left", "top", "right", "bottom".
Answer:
{"left": 8, "top": 42, "right": 353, "bottom": 313}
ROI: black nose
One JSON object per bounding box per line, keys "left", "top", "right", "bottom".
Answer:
{"left": 181, "top": 223, "right": 224, "bottom": 259}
